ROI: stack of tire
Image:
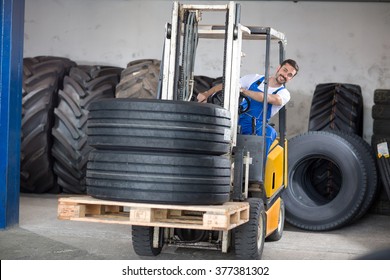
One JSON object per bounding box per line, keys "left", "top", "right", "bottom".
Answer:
{"left": 371, "top": 89, "right": 390, "bottom": 213}
{"left": 21, "top": 55, "right": 123, "bottom": 194}
{"left": 282, "top": 83, "right": 378, "bottom": 231}
{"left": 85, "top": 99, "right": 232, "bottom": 205}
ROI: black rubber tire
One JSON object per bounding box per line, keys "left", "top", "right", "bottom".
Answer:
{"left": 21, "top": 56, "right": 76, "bottom": 193}
{"left": 372, "top": 104, "right": 390, "bottom": 120}
{"left": 372, "top": 135, "right": 390, "bottom": 201}
{"left": 331, "top": 131, "right": 378, "bottom": 221}
{"left": 308, "top": 83, "right": 363, "bottom": 136}
{"left": 283, "top": 131, "right": 367, "bottom": 231}
{"left": 234, "top": 198, "right": 266, "bottom": 260}
{"left": 374, "top": 89, "right": 390, "bottom": 105}
{"left": 266, "top": 199, "right": 285, "bottom": 242}
{"left": 87, "top": 99, "right": 231, "bottom": 155}
{"left": 86, "top": 150, "right": 231, "bottom": 205}
{"left": 51, "top": 66, "right": 122, "bottom": 193}
{"left": 373, "top": 120, "right": 390, "bottom": 136}
{"left": 115, "top": 59, "right": 160, "bottom": 99}
{"left": 132, "top": 226, "right": 163, "bottom": 256}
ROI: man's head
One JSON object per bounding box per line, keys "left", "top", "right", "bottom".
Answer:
{"left": 275, "top": 59, "right": 299, "bottom": 84}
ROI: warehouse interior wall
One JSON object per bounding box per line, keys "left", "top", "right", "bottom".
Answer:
{"left": 24, "top": 0, "right": 390, "bottom": 141}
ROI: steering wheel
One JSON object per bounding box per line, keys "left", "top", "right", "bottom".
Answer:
{"left": 208, "top": 90, "right": 250, "bottom": 114}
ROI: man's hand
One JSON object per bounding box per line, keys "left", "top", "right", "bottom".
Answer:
{"left": 197, "top": 92, "right": 207, "bottom": 103}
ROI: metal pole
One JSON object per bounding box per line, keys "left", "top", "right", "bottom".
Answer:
{"left": 0, "top": 0, "right": 25, "bottom": 229}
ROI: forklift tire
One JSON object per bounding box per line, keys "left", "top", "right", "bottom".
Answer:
{"left": 86, "top": 150, "right": 231, "bottom": 204}
{"left": 283, "top": 131, "right": 367, "bottom": 231}
{"left": 87, "top": 98, "right": 231, "bottom": 155}
{"left": 132, "top": 226, "right": 163, "bottom": 256}
{"left": 234, "top": 198, "right": 266, "bottom": 260}
{"left": 266, "top": 199, "right": 285, "bottom": 242}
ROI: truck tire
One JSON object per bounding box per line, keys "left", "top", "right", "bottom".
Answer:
{"left": 308, "top": 83, "right": 363, "bottom": 136}
{"left": 86, "top": 150, "right": 231, "bottom": 205}
{"left": 21, "top": 56, "right": 76, "bottom": 193}
{"left": 372, "top": 135, "right": 390, "bottom": 201}
{"left": 132, "top": 226, "right": 163, "bottom": 256}
{"left": 87, "top": 99, "right": 231, "bottom": 155}
{"left": 372, "top": 104, "right": 390, "bottom": 120}
{"left": 283, "top": 131, "right": 367, "bottom": 231}
{"left": 234, "top": 198, "right": 266, "bottom": 260}
{"left": 51, "top": 66, "right": 121, "bottom": 193}
{"left": 115, "top": 59, "right": 160, "bottom": 99}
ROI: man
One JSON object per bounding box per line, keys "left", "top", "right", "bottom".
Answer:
{"left": 197, "top": 59, "right": 299, "bottom": 153}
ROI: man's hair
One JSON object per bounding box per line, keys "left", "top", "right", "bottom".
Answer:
{"left": 281, "top": 59, "right": 299, "bottom": 75}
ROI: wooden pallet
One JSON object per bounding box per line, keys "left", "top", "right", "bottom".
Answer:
{"left": 58, "top": 196, "right": 249, "bottom": 231}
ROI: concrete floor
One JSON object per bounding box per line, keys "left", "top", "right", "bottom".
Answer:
{"left": 1, "top": 193, "right": 390, "bottom": 260}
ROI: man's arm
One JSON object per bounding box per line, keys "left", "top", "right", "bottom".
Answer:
{"left": 197, "top": 84, "right": 223, "bottom": 103}
{"left": 240, "top": 88, "right": 283, "bottom": 106}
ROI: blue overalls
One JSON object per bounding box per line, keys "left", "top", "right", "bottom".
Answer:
{"left": 238, "top": 77, "right": 284, "bottom": 154}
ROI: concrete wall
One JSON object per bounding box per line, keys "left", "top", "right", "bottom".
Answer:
{"left": 24, "top": 0, "right": 390, "bottom": 140}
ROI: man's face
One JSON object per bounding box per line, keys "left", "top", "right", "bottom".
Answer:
{"left": 275, "top": 63, "right": 297, "bottom": 84}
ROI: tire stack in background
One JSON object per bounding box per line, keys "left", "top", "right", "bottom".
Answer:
{"left": 282, "top": 83, "right": 380, "bottom": 231}
{"left": 20, "top": 56, "right": 122, "bottom": 194}
{"left": 371, "top": 89, "right": 390, "bottom": 215}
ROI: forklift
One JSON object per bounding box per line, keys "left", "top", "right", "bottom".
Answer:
{"left": 150, "top": 1, "right": 288, "bottom": 259}
{"left": 59, "top": 1, "right": 288, "bottom": 260}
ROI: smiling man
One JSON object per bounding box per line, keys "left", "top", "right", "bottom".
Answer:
{"left": 197, "top": 59, "right": 299, "bottom": 153}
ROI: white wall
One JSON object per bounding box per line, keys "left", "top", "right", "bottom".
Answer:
{"left": 24, "top": 0, "right": 390, "bottom": 140}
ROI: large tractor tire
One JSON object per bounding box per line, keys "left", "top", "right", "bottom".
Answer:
{"left": 308, "top": 83, "right": 363, "bottom": 136}
{"left": 87, "top": 99, "right": 231, "bottom": 155}
{"left": 234, "top": 198, "right": 266, "bottom": 259}
{"left": 21, "top": 56, "right": 76, "bottom": 193}
{"left": 283, "top": 131, "right": 367, "bottom": 231}
{"left": 51, "top": 66, "right": 122, "bottom": 193}
{"left": 115, "top": 59, "right": 160, "bottom": 99}
{"left": 86, "top": 149, "right": 231, "bottom": 205}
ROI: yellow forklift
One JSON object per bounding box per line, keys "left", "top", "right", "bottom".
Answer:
{"left": 59, "top": 1, "right": 288, "bottom": 260}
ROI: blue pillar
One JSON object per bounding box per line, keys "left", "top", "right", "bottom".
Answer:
{"left": 0, "top": 0, "right": 25, "bottom": 229}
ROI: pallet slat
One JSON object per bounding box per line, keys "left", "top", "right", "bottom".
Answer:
{"left": 58, "top": 196, "right": 249, "bottom": 230}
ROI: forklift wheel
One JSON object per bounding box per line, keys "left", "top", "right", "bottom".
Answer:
{"left": 266, "top": 199, "right": 285, "bottom": 242}
{"left": 234, "top": 198, "right": 266, "bottom": 260}
{"left": 132, "top": 226, "right": 163, "bottom": 256}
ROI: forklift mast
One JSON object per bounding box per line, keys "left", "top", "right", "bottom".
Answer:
{"left": 159, "top": 1, "right": 287, "bottom": 196}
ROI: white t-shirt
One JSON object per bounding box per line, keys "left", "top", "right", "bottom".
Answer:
{"left": 240, "top": 74, "right": 290, "bottom": 118}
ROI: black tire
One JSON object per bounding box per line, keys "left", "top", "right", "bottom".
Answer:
{"left": 372, "top": 104, "right": 390, "bottom": 120}
{"left": 283, "top": 131, "right": 367, "bottom": 231}
{"left": 373, "top": 120, "right": 390, "bottom": 136}
{"left": 132, "top": 226, "right": 163, "bottom": 256}
{"left": 21, "top": 56, "right": 76, "bottom": 193}
{"left": 374, "top": 89, "right": 390, "bottom": 105}
{"left": 266, "top": 199, "right": 285, "bottom": 241}
{"left": 86, "top": 150, "right": 231, "bottom": 205}
{"left": 372, "top": 135, "right": 390, "bottom": 201}
{"left": 115, "top": 59, "right": 160, "bottom": 99}
{"left": 308, "top": 83, "right": 363, "bottom": 136}
{"left": 331, "top": 131, "right": 378, "bottom": 221}
{"left": 51, "top": 66, "right": 122, "bottom": 193}
{"left": 234, "top": 198, "right": 266, "bottom": 260}
{"left": 87, "top": 99, "right": 231, "bottom": 155}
